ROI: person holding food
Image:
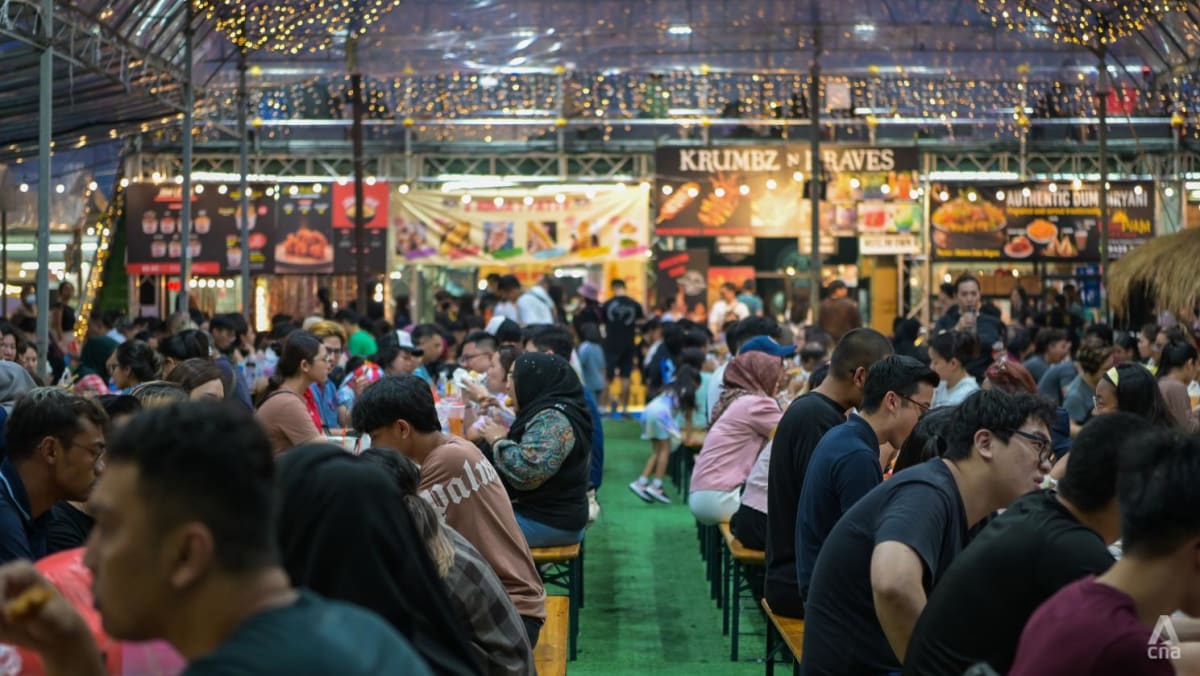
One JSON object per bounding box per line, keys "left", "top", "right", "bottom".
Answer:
{"left": 933, "top": 274, "right": 1005, "bottom": 380}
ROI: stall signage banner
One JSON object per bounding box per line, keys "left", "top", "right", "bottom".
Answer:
{"left": 274, "top": 186, "right": 335, "bottom": 275}
{"left": 715, "top": 235, "right": 755, "bottom": 259}
{"left": 654, "top": 145, "right": 920, "bottom": 239}
{"left": 654, "top": 248, "right": 709, "bottom": 323}
{"left": 330, "top": 181, "right": 390, "bottom": 274}
{"left": 124, "top": 183, "right": 275, "bottom": 276}
{"left": 930, "top": 181, "right": 1154, "bottom": 261}
{"left": 393, "top": 186, "right": 649, "bottom": 266}
{"left": 859, "top": 233, "right": 921, "bottom": 255}
{"left": 275, "top": 182, "right": 389, "bottom": 275}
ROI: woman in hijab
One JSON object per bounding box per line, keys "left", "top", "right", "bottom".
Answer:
{"left": 75, "top": 335, "right": 118, "bottom": 395}
{"left": 687, "top": 351, "right": 785, "bottom": 525}
{"left": 276, "top": 443, "right": 481, "bottom": 676}
{"left": 361, "top": 448, "right": 534, "bottom": 676}
{"left": 0, "top": 361, "right": 36, "bottom": 454}
{"left": 476, "top": 352, "right": 592, "bottom": 547}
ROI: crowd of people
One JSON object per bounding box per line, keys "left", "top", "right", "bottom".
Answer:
{"left": 0, "top": 268, "right": 1198, "bottom": 675}
{"left": 0, "top": 271, "right": 675, "bottom": 675}
{"left": 678, "top": 272, "right": 1200, "bottom": 676}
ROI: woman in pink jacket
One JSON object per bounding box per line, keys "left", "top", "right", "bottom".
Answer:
{"left": 689, "top": 351, "right": 784, "bottom": 525}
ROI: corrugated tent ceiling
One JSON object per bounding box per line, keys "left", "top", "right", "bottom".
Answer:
{"left": 202, "top": 0, "right": 1196, "bottom": 79}
{"left": 5, "top": 0, "right": 1200, "bottom": 157}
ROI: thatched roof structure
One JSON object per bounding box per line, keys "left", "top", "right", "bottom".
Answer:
{"left": 1108, "top": 228, "right": 1200, "bottom": 317}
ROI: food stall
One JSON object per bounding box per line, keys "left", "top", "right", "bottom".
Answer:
{"left": 653, "top": 145, "right": 920, "bottom": 330}
{"left": 928, "top": 180, "right": 1156, "bottom": 323}
{"left": 391, "top": 184, "right": 651, "bottom": 318}
{"left": 123, "top": 180, "right": 390, "bottom": 326}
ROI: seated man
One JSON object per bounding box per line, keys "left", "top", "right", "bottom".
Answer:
{"left": 0, "top": 401, "right": 432, "bottom": 676}
{"left": 904, "top": 412, "right": 1144, "bottom": 675}
{"left": 354, "top": 375, "right": 548, "bottom": 647}
{"left": 1010, "top": 426, "right": 1200, "bottom": 675}
{"left": 794, "top": 355, "right": 937, "bottom": 598}
{"left": 0, "top": 389, "right": 107, "bottom": 564}
{"left": 766, "top": 328, "right": 894, "bottom": 619}
{"left": 800, "top": 389, "right": 1056, "bottom": 676}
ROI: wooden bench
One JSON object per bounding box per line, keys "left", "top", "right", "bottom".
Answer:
{"left": 761, "top": 599, "right": 804, "bottom": 676}
{"left": 719, "top": 522, "right": 766, "bottom": 660}
{"left": 531, "top": 542, "right": 583, "bottom": 661}
{"left": 533, "top": 596, "right": 569, "bottom": 676}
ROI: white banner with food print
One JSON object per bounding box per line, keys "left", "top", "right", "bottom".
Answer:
{"left": 392, "top": 185, "right": 649, "bottom": 267}
{"left": 653, "top": 145, "right": 920, "bottom": 239}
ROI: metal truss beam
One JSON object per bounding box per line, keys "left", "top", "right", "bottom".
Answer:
{"left": 128, "top": 149, "right": 651, "bottom": 183}
{"left": 0, "top": 0, "right": 189, "bottom": 113}
{"left": 126, "top": 144, "right": 1194, "bottom": 183}
{"left": 928, "top": 149, "right": 1200, "bottom": 179}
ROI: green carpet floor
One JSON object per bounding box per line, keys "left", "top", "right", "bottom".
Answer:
{"left": 567, "top": 419, "right": 766, "bottom": 674}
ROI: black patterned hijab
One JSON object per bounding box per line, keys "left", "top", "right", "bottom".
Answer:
{"left": 276, "top": 443, "right": 481, "bottom": 676}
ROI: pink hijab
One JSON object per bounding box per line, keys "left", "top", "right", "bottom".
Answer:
{"left": 711, "top": 351, "right": 784, "bottom": 424}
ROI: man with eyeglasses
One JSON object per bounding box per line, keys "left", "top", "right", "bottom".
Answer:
{"left": 799, "top": 389, "right": 1056, "bottom": 676}
{"left": 793, "top": 355, "right": 938, "bottom": 605}
{"left": 0, "top": 388, "right": 107, "bottom": 564}
{"left": 458, "top": 331, "right": 497, "bottom": 374}
{"left": 904, "top": 411, "right": 1144, "bottom": 676}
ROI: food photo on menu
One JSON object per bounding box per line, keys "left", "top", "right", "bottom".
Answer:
{"left": 276, "top": 222, "right": 334, "bottom": 273}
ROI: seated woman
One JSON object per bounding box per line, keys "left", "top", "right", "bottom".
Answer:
{"left": 891, "top": 406, "right": 957, "bottom": 474}
{"left": 156, "top": 329, "right": 210, "bottom": 379}
{"left": 276, "top": 443, "right": 480, "bottom": 676}
{"left": 688, "top": 351, "right": 784, "bottom": 526}
{"left": 1156, "top": 341, "right": 1200, "bottom": 432}
{"left": 985, "top": 357, "right": 1071, "bottom": 460}
{"left": 466, "top": 345, "right": 521, "bottom": 440}
{"left": 362, "top": 448, "right": 534, "bottom": 675}
{"left": 477, "top": 352, "right": 592, "bottom": 547}
{"left": 928, "top": 331, "right": 980, "bottom": 407}
{"left": 164, "top": 357, "right": 227, "bottom": 400}
{"left": 1051, "top": 361, "right": 1174, "bottom": 483}
{"left": 128, "top": 380, "right": 188, "bottom": 409}
{"left": 74, "top": 335, "right": 118, "bottom": 395}
{"left": 254, "top": 332, "right": 328, "bottom": 453}
{"left": 730, "top": 364, "right": 830, "bottom": 556}
{"left": 1062, "top": 338, "right": 1114, "bottom": 431}
{"left": 1092, "top": 362, "right": 1174, "bottom": 427}
{"left": 106, "top": 339, "right": 160, "bottom": 394}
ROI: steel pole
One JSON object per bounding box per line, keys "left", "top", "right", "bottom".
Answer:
{"left": 36, "top": 0, "right": 52, "bottom": 376}
{"left": 238, "top": 52, "right": 251, "bottom": 318}
{"left": 1097, "top": 57, "right": 1110, "bottom": 322}
{"left": 179, "top": 3, "right": 194, "bottom": 313}
{"left": 2, "top": 210, "right": 8, "bottom": 320}
{"left": 808, "top": 28, "right": 823, "bottom": 310}
{"left": 350, "top": 44, "right": 368, "bottom": 315}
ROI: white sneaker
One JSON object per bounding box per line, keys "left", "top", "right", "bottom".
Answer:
{"left": 646, "top": 485, "right": 672, "bottom": 504}
{"left": 629, "top": 481, "right": 653, "bottom": 503}
{"left": 587, "top": 489, "right": 601, "bottom": 524}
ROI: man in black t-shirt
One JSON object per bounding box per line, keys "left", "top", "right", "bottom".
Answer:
{"left": 601, "top": 279, "right": 644, "bottom": 417}
{"left": 765, "top": 328, "right": 893, "bottom": 618}
{"left": 0, "top": 402, "right": 433, "bottom": 676}
{"left": 800, "top": 390, "right": 1057, "bottom": 676}
{"left": 902, "top": 412, "right": 1143, "bottom": 676}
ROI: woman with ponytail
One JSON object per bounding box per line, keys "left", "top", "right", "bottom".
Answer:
{"left": 254, "top": 331, "right": 329, "bottom": 454}
{"left": 1156, "top": 340, "right": 1199, "bottom": 432}
{"left": 107, "top": 339, "right": 161, "bottom": 392}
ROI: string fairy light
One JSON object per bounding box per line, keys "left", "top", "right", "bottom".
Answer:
{"left": 75, "top": 181, "right": 121, "bottom": 346}
{"left": 979, "top": 0, "right": 1187, "bottom": 48}
{"left": 193, "top": 0, "right": 403, "bottom": 54}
